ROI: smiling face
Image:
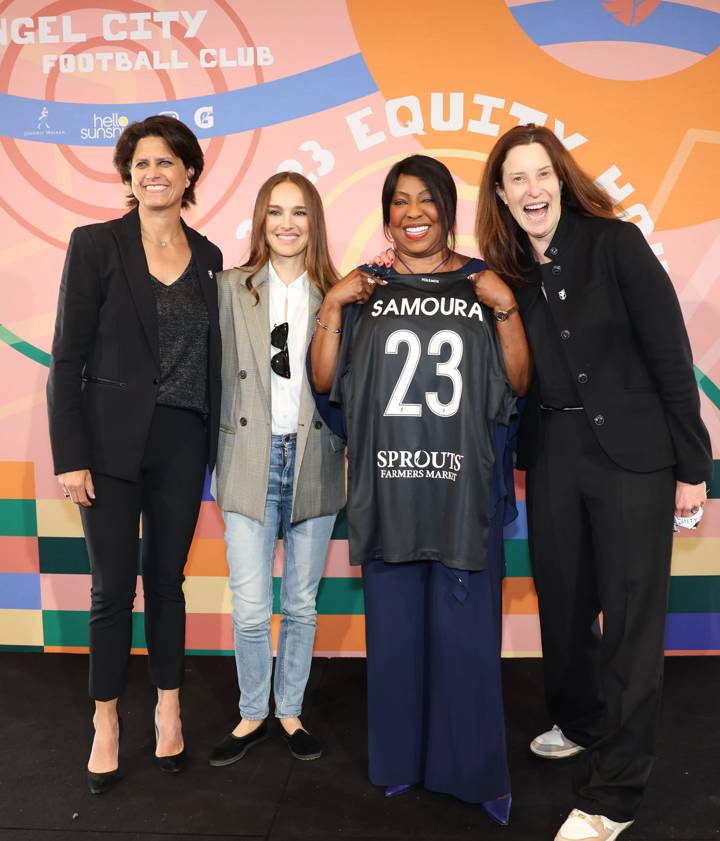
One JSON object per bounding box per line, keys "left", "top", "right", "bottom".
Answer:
{"left": 497, "top": 142, "right": 562, "bottom": 259}
{"left": 130, "top": 136, "right": 192, "bottom": 213}
{"left": 264, "top": 180, "right": 310, "bottom": 261}
{"left": 387, "top": 174, "right": 446, "bottom": 260}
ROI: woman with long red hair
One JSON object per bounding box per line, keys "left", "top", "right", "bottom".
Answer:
{"left": 476, "top": 124, "right": 712, "bottom": 841}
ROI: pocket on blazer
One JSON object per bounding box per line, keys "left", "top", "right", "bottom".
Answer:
{"left": 82, "top": 375, "right": 127, "bottom": 388}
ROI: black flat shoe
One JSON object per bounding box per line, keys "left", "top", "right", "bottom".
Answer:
{"left": 280, "top": 725, "right": 322, "bottom": 761}
{"left": 154, "top": 707, "right": 186, "bottom": 773}
{"left": 209, "top": 719, "right": 269, "bottom": 767}
{"left": 87, "top": 716, "right": 122, "bottom": 795}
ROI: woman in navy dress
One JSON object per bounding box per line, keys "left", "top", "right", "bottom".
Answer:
{"left": 311, "top": 155, "right": 529, "bottom": 825}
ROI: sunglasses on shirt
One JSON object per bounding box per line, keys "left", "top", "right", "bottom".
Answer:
{"left": 270, "top": 322, "right": 290, "bottom": 379}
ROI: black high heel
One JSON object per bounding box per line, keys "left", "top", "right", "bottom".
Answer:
{"left": 154, "top": 706, "right": 186, "bottom": 773}
{"left": 87, "top": 716, "right": 122, "bottom": 795}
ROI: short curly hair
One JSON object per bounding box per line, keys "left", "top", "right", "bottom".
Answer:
{"left": 113, "top": 115, "right": 204, "bottom": 208}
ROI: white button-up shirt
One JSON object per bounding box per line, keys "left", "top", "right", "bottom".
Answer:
{"left": 268, "top": 262, "right": 310, "bottom": 435}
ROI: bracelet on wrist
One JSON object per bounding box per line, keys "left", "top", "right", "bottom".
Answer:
{"left": 315, "top": 315, "right": 342, "bottom": 334}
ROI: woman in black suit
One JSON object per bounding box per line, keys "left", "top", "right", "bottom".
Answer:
{"left": 47, "top": 115, "right": 222, "bottom": 793}
{"left": 475, "top": 124, "right": 712, "bottom": 841}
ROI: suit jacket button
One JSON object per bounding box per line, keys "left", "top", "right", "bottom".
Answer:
{"left": 153, "top": 377, "right": 159, "bottom": 385}
{"left": 560, "top": 329, "right": 571, "bottom": 340}
{"left": 552, "top": 265, "right": 562, "bottom": 275}
{"left": 314, "top": 421, "right": 323, "bottom": 430}
{"left": 577, "top": 372, "right": 588, "bottom": 384}
{"left": 239, "top": 370, "right": 247, "bottom": 379}
{"left": 548, "top": 246, "right": 559, "bottom": 256}
{"left": 239, "top": 417, "right": 247, "bottom": 427}
{"left": 593, "top": 414, "right": 605, "bottom": 426}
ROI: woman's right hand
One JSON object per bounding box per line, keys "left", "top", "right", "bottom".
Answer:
{"left": 58, "top": 469, "right": 95, "bottom": 507}
{"left": 324, "top": 267, "right": 388, "bottom": 310}
{"left": 369, "top": 248, "right": 395, "bottom": 269}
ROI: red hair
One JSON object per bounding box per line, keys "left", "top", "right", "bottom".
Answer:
{"left": 476, "top": 124, "right": 618, "bottom": 283}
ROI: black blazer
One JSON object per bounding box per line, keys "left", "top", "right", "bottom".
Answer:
{"left": 516, "top": 207, "right": 712, "bottom": 485}
{"left": 47, "top": 207, "right": 223, "bottom": 481}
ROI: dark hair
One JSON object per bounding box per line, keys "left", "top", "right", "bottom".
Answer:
{"left": 476, "top": 124, "right": 618, "bottom": 283}
{"left": 113, "top": 115, "right": 204, "bottom": 208}
{"left": 381, "top": 155, "right": 457, "bottom": 252}
{"left": 241, "top": 172, "right": 339, "bottom": 304}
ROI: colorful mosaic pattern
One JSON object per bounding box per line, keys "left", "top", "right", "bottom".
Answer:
{"left": 1, "top": 461, "right": 718, "bottom": 656}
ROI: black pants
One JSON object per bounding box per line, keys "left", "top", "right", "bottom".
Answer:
{"left": 526, "top": 410, "right": 675, "bottom": 823}
{"left": 80, "top": 405, "right": 207, "bottom": 701}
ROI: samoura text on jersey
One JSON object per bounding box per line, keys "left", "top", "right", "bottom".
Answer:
{"left": 370, "top": 297, "right": 484, "bottom": 321}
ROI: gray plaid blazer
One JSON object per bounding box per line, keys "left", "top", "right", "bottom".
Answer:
{"left": 213, "top": 265, "right": 346, "bottom": 523}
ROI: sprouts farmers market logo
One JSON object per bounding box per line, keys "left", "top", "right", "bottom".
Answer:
{"left": 377, "top": 450, "right": 465, "bottom": 482}
{"left": 80, "top": 112, "right": 129, "bottom": 141}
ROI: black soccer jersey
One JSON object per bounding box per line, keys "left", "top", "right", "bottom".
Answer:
{"left": 331, "top": 267, "right": 516, "bottom": 571}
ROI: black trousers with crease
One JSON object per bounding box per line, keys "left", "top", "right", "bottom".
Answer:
{"left": 80, "top": 404, "right": 207, "bottom": 701}
{"left": 526, "top": 409, "right": 675, "bottom": 823}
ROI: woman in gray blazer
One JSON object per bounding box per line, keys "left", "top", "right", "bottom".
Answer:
{"left": 209, "top": 173, "right": 345, "bottom": 765}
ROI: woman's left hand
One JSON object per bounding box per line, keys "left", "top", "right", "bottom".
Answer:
{"left": 468, "top": 269, "right": 516, "bottom": 312}
{"left": 675, "top": 480, "right": 707, "bottom": 518}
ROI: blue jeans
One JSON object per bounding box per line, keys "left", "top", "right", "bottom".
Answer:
{"left": 223, "top": 434, "right": 336, "bottom": 720}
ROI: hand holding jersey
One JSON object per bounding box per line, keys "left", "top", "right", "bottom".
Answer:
{"left": 312, "top": 268, "right": 387, "bottom": 392}
{"left": 328, "top": 266, "right": 389, "bottom": 307}
{"left": 466, "top": 269, "right": 516, "bottom": 313}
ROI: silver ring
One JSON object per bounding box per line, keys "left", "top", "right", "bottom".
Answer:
{"left": 367, "top": 277, "right": 376, "bottom": 286}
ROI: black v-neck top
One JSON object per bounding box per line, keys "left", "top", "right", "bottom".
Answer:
{"left": 150, "top": 259, "right": 209, "bottom": 414}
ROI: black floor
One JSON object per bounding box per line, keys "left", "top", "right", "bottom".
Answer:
{"left": 0, "top": 653, "right": 718, "bottom": 841}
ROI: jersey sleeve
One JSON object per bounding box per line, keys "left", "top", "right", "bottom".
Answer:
{"left": 486, "top": 317, "right": 517, "bottom": 426}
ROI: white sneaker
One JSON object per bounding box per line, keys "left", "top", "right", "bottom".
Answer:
{"left": 555, "top": 809, "right": 634, "bottom": 841}
{"left": 530, "top": 724, "right": 585, "bottom": 758}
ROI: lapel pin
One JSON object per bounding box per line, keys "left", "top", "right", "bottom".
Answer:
{"left": 558, "top": 289, "right": 567, "bottom": 301}
{"left": 208, "top": 270, "right": 213, "bottom": 278}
